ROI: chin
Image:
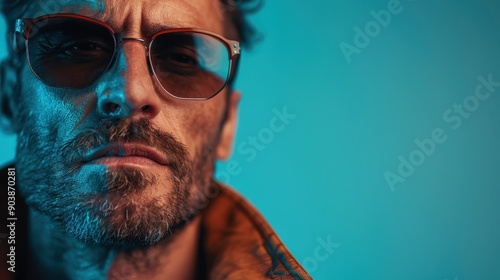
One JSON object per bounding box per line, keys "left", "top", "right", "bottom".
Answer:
{"left": 56, "top": 167, "right": 195, "bottom": 247}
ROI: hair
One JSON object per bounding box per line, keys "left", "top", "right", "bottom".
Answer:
{"left": 0, "top": 0, "right": 262, "bottom": 51}
{"left": 219, "top": 0, "right": 263, "bottom": 49}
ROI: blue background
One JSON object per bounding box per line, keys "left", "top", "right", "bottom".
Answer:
{"left": 1, "top": 1, "right": 500, "bottom": 279}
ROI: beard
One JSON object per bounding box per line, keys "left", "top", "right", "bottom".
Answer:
{"left": 16, "top": 115, "right": 221, "bottom": 248}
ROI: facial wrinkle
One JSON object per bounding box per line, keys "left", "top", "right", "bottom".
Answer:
{"left": 25, "top": 0, "right": 105, "bottom": 18}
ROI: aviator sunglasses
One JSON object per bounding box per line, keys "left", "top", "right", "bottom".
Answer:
{"left": 14, "top": 13, "right": 241, "bottom": 100}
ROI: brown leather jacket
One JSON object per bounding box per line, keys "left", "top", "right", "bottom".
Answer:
{"left": 0, "top": 165, "right": 312, "bottom": 279}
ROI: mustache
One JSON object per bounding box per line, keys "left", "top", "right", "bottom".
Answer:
{"left": 60, "top": 118, "right": 191, "bottom": 177}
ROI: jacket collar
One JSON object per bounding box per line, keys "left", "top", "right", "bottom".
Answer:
{"left": 197, "top": 181, "right": 311, "bottom": 279}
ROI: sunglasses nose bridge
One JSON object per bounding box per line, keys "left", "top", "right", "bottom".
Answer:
{"left": 116, "top": 37, "right": 153, "bottom": 74}
{"left": 119, "top": 37, "right": 147, "bottom": 48}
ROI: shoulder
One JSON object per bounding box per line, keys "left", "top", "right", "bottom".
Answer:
{"left": 198, "top": 180, "right": 311, "bottom": 279}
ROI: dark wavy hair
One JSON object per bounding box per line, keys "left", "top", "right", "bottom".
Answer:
{"left": 1, "top": 0, "right": 262, "bottom": 52}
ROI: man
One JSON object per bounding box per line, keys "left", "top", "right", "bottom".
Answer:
{"left": 0, "top": 0, "right": 311, "bottom": 279}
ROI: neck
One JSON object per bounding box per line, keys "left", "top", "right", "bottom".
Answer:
{"left": 28, "top": 209, "right": 201, "bottom": 280}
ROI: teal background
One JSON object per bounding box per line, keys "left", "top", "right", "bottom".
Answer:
{"left": 1, "top": 1, "right": 500, "bottom": 279}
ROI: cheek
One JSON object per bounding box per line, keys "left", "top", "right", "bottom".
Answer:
{"left": 176, "top": 93, "right": 227, "bottom": 155}
{"left": 18, "top": 67, "right": 95, "bottom": 143}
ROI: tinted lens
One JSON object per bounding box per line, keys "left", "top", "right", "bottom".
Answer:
{"left": 27, "top": 17, "right": 115, "bottom": 89}
{"left": 150, "top": 32, "right": 231, "bottom": 99}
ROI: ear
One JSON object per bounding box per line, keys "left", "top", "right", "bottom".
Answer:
{"left": 0, "top": 59, "right": 20, "bottom": 133}
{"left": 216, "top": 91, "right": 241, "bottom": 160}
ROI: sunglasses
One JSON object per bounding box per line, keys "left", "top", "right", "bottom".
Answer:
{"left": 14, "top": 13, "right": 241, "bottom": 100}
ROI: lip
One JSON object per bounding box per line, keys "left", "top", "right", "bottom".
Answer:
{"left": 82, "top": 143, "right": 168, "bottom": 166}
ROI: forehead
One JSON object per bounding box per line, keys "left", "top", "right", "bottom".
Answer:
{"left": 25, "top": 0, "right": 227, "bottom": 35}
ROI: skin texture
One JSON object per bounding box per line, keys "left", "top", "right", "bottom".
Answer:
{"left": 2, "top": 0, "right": 241, "bottom": 278}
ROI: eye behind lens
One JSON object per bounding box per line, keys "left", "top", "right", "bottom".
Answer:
{"left": 150, "top": 32, "right": 231, "bottom": 99}
{"left": 26, "top": 16, "right": 116, "bottom": 89}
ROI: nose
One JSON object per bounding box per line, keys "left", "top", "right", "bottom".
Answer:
{"left": 97, "top": 40, "right": 161, "bottom": 120}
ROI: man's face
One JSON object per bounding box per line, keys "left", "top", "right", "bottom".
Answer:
{"left": 13, "top": 0, "right": 238, "bottom": 246}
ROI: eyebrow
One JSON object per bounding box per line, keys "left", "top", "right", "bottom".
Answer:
{"left": 31, "top": 3, "right": 201, "bottom": 36}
